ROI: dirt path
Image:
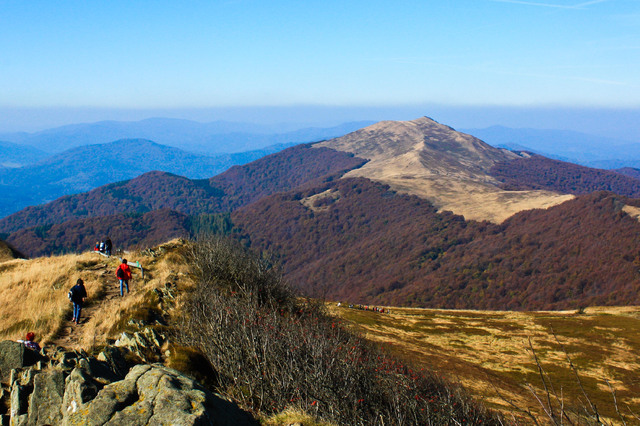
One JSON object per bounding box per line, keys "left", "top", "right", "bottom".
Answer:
{"left": 52, "top": 255, "right": 122, "bottom": 349}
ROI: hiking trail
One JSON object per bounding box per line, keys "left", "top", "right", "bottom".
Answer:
{"left": 52, "top": 255, "right": 123, "bottom": 349}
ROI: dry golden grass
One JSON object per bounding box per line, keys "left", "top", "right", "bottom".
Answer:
{"left": 262, "top": 408, "right": 337, "bottom": 426}
{"left": 0, "top": 239, "right": 193, "bottom": 350}
{"left": 316, "top": 117, "right": 574, "bottom": 223}
{"left": 330, "top": 304, "right": 640, "bottom": 423}
{"left": 0, "top": 253, "right": 101, "bottom": 344}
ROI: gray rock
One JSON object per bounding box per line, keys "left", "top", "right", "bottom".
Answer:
{"left": 62, "top": 367, "right": 103, "bottom": 423}
{"left": 97, "top": 346, "right": 129, "bottom": 379}
{"left": 77, "top": 357, "right": 119, "bottom": 385}
{"left": 0, "top": 341, "right": 38, "bottom": 384}
{"left": 65, "top": 365, "right": 149, "bottom": 426}
{"left": 9, "top": 384, "right": 29, "bottom": 422}
{"left": 27, "top": 369, "right": 65, "bottom": 426}
{"left": 65, "top": 364, "right": 255, "bottom": 426}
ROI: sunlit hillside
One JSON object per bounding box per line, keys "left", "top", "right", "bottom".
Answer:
{"left": 331, "top": 304, "right": 640, "bottom": 424}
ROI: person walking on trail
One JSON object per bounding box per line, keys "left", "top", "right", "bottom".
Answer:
{"left": 116, "top": 259, "right": 132, "bottom": 296}
{"left": 105, "top": 238, "right": 112, "bottom": 256}
{"left": 69, "top": 278, "right": 88, "bottom": 325}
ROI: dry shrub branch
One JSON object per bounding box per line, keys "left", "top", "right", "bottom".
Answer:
{"left": 178, "top": 236, "right": 502, "bottom": 425}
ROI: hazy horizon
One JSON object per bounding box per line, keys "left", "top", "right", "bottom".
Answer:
{"left": 1, "top": 104, "right": 640, "bottom": 143}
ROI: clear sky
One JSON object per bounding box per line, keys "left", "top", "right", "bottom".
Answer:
{"left": 1, "top": 0, "right": 639, "bottom": 132}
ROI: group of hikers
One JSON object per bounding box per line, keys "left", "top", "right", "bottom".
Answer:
{"left": 94, "top": 238, "right": 113, "bottom": 256}
{"left": 68, "top": 258, "right": 133, "bottom": 324}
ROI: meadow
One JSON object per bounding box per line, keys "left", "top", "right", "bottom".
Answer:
{"left": 332, "top": 304, "right": 640, "bottom": 423}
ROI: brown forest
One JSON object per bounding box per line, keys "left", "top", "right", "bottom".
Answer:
{"left": 232, "top": 178, "right": 640, "bottom": 310}
{"left": 490, "top": 154, "right": 640, "bottom": 197}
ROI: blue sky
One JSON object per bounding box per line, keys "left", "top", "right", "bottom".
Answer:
{"left": 1, "top": 0, "right": 639, "bottom": 132}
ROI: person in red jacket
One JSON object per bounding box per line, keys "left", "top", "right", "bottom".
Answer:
{"left": 116, "top": 259, "right": 133, "bottom": 296}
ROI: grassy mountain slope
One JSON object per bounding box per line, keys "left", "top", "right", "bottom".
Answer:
{"left": 0, "top": 238, "right": 502, "bottom": 425}
{"left": 332, "top": 304, "right": 640, "bottom": 424}
{"left": 1, "top": 238, "right": 635, "bottom": 424}
{"left": 233, "top": 178, "right": 640, "bottom": 310}
{"left": 0, "top": 144, "right": 366, "bottom": 235}
{"left": 316, "top": 117, "right": 573, "bottom": 222}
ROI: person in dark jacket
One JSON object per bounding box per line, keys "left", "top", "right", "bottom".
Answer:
{"left": 70, "top": 278, "right": 88, "bottom": 325}
{"left": 116, "top": 259, "right": 132, "bottom": 296}
{"left": 105, "top": 238, "right": 112, "bottom": 256}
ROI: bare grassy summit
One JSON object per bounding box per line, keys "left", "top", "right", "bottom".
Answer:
{"left": 316, "top": 117, "right": 573, "bottom": 222}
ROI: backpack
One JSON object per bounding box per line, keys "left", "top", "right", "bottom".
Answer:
{"left": 116, "top": 266, "right": 125, "bottom": 279}
{"left": 68, "top": 286, "right": 75, "bottom": 302}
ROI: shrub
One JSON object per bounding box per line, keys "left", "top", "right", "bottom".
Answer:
{"left": 177, "top": 236, "right": 501, "bottom": 425}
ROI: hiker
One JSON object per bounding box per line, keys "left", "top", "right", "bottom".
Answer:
{"left": 94, "top": 242, "right": 100, "bottom": 252}
{"left": 69, "top": 278, "right": 88, "bottom": 325}
{"left": 116, "top": 259, "right": 132, "bottom": 296}
{"left": 19, "top": 332, "right": 41, "bottom": 351}
{"left": 105, "top": 238, "right": 112, "bottom": 256}
{"left": 99, "top": 241, "right": 105, "bottom": 253}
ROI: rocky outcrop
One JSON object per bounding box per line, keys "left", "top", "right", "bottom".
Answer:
{"left": 0, "top": 340, "right": 255, "bottom": 426}
{"left": 0, "top": 341, "right": 40, "bottom": 383}
{"left": 66, "top": 364, "right": 252, "bottom": 425}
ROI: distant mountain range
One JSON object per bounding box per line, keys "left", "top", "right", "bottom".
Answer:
{"left": 0, "top": 118, "right": 375, "bottom": 155}
{"left": 0, "top": 139, "right": 296, "bottom": 218}
{"left": 0, "top": 141, "right": 48, "bottom": 168}
{"left": 464, "top": 125, "right": 640, "bottom": 169}
{"left": 0, "top": 144, "right": 365, "bottom": 235}
{"left": 4, "top": 117, "right": 640, "bottom": 311}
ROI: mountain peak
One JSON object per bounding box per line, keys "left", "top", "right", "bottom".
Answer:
{"left": 316, "top": 118, "right": 573, "bottom": 223}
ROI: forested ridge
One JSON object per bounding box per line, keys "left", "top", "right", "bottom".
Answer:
{"left": 232, "top": 178, "right": 640, "bottom": 310}
{"left": 6, "top": 209, "right": 191, "bottom": 257}
{"left": 490, "top": 154, "right": 640, "bottom": 197}
{"left": 0, "top": 144, "right": 366, "bottom": 234}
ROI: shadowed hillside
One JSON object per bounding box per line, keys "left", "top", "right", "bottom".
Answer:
{"left": 490, "top": 154, "right": 640, "bottom": 197}
{"left": 0, "top": 239, "right": 23, "bottom": 262}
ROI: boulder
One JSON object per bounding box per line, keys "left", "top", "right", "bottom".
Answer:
{"left": 66, "top": 364, "right": 255, "bottom": 425}
{"left": 97, "top": 346, "right": 129, "bottom": 379}
{"left": 27, "top": 369, "right": 65, "bottom": 426}
{"left": 0, "top": 341, "right": 38, "bottom": 384}
{"left": 9, "top": 384, "right": 29, "bottom": 424}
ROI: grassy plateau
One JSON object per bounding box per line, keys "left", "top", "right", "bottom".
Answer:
{"left": 331, "top": 304, "right": 640, "bottom": 423}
